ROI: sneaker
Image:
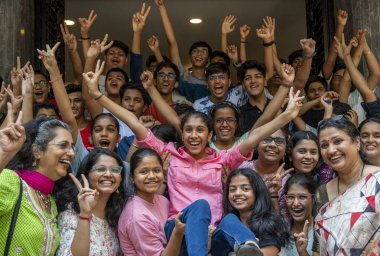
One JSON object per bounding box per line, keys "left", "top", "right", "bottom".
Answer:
{"left": 236, "top": 244, "right": 263, "bottom": 256}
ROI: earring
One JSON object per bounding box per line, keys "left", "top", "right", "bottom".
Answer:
{"left": 116, "top": 189, "right": 119, "bottom": 193}
{"left": 32, "top": 161, "right": 37, "bottom": 167}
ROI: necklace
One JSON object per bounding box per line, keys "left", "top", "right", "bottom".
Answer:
{"left": 36, "top": 190, "right": 51, "bottom": 212}
{"left": 337, "top": 164, "right": 365, "bottom": 194}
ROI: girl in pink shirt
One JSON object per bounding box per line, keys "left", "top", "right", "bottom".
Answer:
{"left": 84, "top": 62, "right": 303, "bottom": 256}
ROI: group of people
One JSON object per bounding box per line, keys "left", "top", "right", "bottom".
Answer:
{"left": 0, "top": 1, "right": 379, "bottom": 255}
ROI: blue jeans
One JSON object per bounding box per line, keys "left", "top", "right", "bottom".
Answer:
{"left": 164, "top": 199, "right": 211, "bottom": 256}
{"left": 211, "top": 214, "right": 258, "bottom": 255}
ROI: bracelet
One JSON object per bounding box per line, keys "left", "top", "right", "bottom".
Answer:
{"left": 281, "top": 82, "right": 293, "bottom": 88}
{"left": 78, "top": 214, "right": 92, "bottom": 221}
{"left": 131, "top": 143, "right": 139, "bottom": 148}
{"left": 263, "top": 40, "right": 275, "bottom": 47}
{"left": 80, "top": 36, "right": 90, "bottom": 40}
{"left": 49, "top": 75, "right": 62, "bottom": 84}
{"left": 94, "top": 93, "right": 103, "bottom": 100}
{"left": 302, "top": 52, "right": 316, "bottom": 59}
{"left": 364, "top": 50, "right": 372, "bottom": 56}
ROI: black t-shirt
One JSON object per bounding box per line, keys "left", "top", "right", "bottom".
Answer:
{"left": 240, "top": 100, "right": 270, "bottom": 134}
{"left": 301, "top": 108, "right": 324, "bottom": 129}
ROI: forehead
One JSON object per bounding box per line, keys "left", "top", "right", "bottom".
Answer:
{"left": 319, "top": 127, "right": 349, "bottom": 141}
{"left": 183, "top": 116, "right": 208, "bottom": 127}
{"left": 208, "top": 71, "right": 228, "bottom": 77}
{"left": 271, "top": 129, "right": 286, "bottom": 138}
{"left": 36, "top": 108, "right": 57, "bottom": 117}
{"left": 94, "top": 116, "right": 117, "bottom": 127}
{"left": 107, "top": 46, "right": 125, "bottom": 54}
{"left": 95, "top": 154, "right": 118, "bottom": 165}
{"left": 293, "top": 139, "right": 318, "bottom": 149}
{"left": 135, "top": 155, "right": 162, "bottom": 169}
{"left": 307, "top": 82, "right": 325, "bottom": 91}
{"left": 230, "top": 174, "right": 251, "bottom": 186}
{"left": 192, "top": 46, "right": 209, "bottom": 53}
{"left": 34, "top": 73, "right": 47, "bottom": 82}
{"left": 287, "top": 183, "right": 310, "bottom": 194}
{"left": 245, "top": 68, "right": 263, "bottom": 77}
{"left": 52, "top": 127, "right": 73, "bottom": 142}
{"left": 211, "top": 56, "right": 226, "bottom": 64}
{"left": 214, "top": 107, "right": 236, "bottom": 118}
{"left": 123, "top": 88, "right": 143, "bottom": 98}
{"left": 361, "top": 121, "right": 380, "bottom": 132}
{"left": 158, "top": 66, "right": 175, "bottom": 74}
{"left": 68, "top": 91, "right": 82, "bottom": 99}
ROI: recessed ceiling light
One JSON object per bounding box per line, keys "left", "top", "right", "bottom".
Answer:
{"left": 64, "top": 20, "right": 75, "bottom": 26}
{"left": 190, "top": 18, "right": 202, "bottom": 24}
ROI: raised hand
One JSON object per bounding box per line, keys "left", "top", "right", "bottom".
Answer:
{"left": 69, "top": 173, "right": 99, "bottom": 217}
{"left": 37, "top": 42, "right": 61, "bottom": 71}
{"left": 300, "top": 38, "right": 316, "bottom": 56}
{"left": 226, "top": 45, "right": 238, "bottom": 63}
{"left": 222, "top": 15, "right": 236, "bottom": 34}
{"left": 263, "top": 16, "right": 275, "bottom": 40}
{"left": 355, "top": 28, "right": 367, "bottom": 46}
{"left": 4, "top": 85, "right": 23, "bottom": 113}
{"left": 82, "top": 59, "right": 105, "bottom": 98}
{"left": 140, "top": 70, "right": 155, "bottom": 90}
{"left": 147, "top": 35, "right": 160, "bottom": 52}
{"left": 284, "top": 87, "right": 304, "bottom": 119}
{"left": 139, "top": 115, "right": 158, "bottom": 128}
{"left": 10, "top": 57, "right": 29, "bottom": 89}
{"left": 60, "top": 23, "right": 77, "bottom": 52}
{"left": 154, "top": 0, "right": 164, "bottom": 7}
{"left": 132, "top": 2, "right": 151, "bottom": 32}
{"left": 221, "top": 165, "right": 230, "bottom": 185}
{"left": 266, "top": 163, "right": 293, "bottom": 196}
{"left": 20, "top": 64, "right": 35, "bottom": 95}
{"left": 160, "top": 151, "right": 171, "bottom": 182}
{"left": 334, "top": 33, "right": 352, "bottom": 59}
{"left": 294, "top": 220, "right": 310, "bottom": 255}
{"left": 281, "top": 63, "right": 295, "bottom": 86}
{"left": 0, "top": 103, "right": 25, "bottom": 156}
{"left": 86, "top": 34, "right": 113, "bottom": 59}
{"left": 337, "top": 9, "right": 348, "bottom": 26}
{"left": 239, "top": 24, "right": 251, "bottom": 41}
{"left": 345, "top": 109, "right": 358, "bottom": 127}
{"left": 78, "top": 10, "right": 97, "bottom": 38}
{"left": 256, "top": 27, "right": 271, "bottom": 41}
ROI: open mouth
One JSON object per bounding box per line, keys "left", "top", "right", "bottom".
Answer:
{"left": 59, "top": 159, "right": 71, "bottom": 168}
{"left": 329, "top": 154, "right": 343, "bottom": 163}
{"left": 99, "top": 180, "right": 114, "bottom": 185}
{"left": 99, "top": 139, "right": 111, "bottom": 148}
{"left": 111, "top": 58, "right": 119, "bottom": 66}
{"left": 291, "top": 208, "right": 305, "bottom": 217}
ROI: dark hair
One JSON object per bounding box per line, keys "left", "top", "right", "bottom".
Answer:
{"left": 206, "top": 62, "right": 230, "bottom": 79}
{"left": 33, "top": 102, "right": 59, "bottom": 118}
{"left": 119, "top": 82, "right": 150, "bottom": 105}
{"left": 180, "top": 111, "right": 213, "bottom": 134}
{"left": 65, "top": 84, "right": 82, "bottom": 94}
{"left": 358, "top": 117, "right": 380, "bottom": 131}
{"left": 34, "top": 70, "right": 49, "bottom": 81}
{"left": 105, "top": 40, "right": 129, "bottom": 58}
{"left": 288, "top": 49, "right": 303, "bottom": 65}
{"left": 130, "top": 148, "right": 163, "bottom": 178}
{"left": 175, "top": 104, "right": 195, "bottom": 117}
{"left": 305, "top": 75, "right": 328, "bottom": 93}
{"left": 154, "top": 61, "right": 180, "bottom": 82}
{"left": 210, "top": 50, "right": 231, "bottom": 66}
{"left": 332, "top": 58, "right": 346, "bottom": 75}
{"left": 317, "top": 117, "right": 369, "bottom": 164}
{"left": 151, "top": 124, "right": 179, "bottom": 144}
{"left": 188, "top": 41, "right": 212, "bottom": 58}
{"left": 332, "top": 101, "right": 352, "bottom": 115}
{"left": 209, "top": 101, "right": 242, "bottom": 137}
{"left": 105, "top": 68, "right": 129, "bottom": 82}
{"left": 91, "top": 113, "right": 120, "bottom": 135}
{"left": 224, "top": 169, "right": 290, "bottom": 247}
{"left": 146, "top": 54, "right": 170, "bottom": 68}
{"left": 238, "top": 60, "right": 266, "bottom": 82}
{"left": 284, "top": 173, "right": 318, "bottom": 195}
{"left": 7, "top": 118, "right": 71, "bottom": 170}
{"left": 56, "top": 148, "right": 126, "bottom": 228}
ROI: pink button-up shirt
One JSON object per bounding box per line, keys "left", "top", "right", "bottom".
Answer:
{"left": 137, "top": 130, "right": 253, "bottom": 224}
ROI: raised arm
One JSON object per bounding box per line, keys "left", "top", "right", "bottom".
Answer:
{"left": 155, "top": 0, "right": 181, "bottom": 66}
{"left": 361, "top": 30, "right": 380, "bottom": 90}
{"left": 10, "top": 57, "right": 28, "bottom": 97}
{"left": 19, "top": 65, "right": 34, "bottom": 123}
{"left": 37, "top": 42, "right": 79, "bottom": 142}
{"left": 293, "top": 39, "right": 316, "bottom": 92}
{"left": 256, "top": 26, "right": 274, "bottom": 79}
{"left": 239, "top": 24, "right": 250, "bottom": 63}
{"left": 335, "top": 34, "right": 377, "bottom": 102}
{"left": 0, "top": 84, "right": 8, "bottom": 126}
{"left": 78, "top": 10, "right": 97, "bottom": 58}
{"left": 60, "top": 23, "right": 83, "bottom": 84}
{"left": 263, "top": 16, "right": 283, "bottom": 81}
{"left": 239, "top": 88, "right": 303, "bottom": 156}
{"left": 221, "top": 15, "right": 236, "bottom": 52}
{"left": 147, "top": 35, "right": 164, "bottom": 63}
{"left": 140, "top": 70, "right": 182, "bottom": 135}
{"left": 322, "top": 10, "right": 348, "bottom": 79}
{"left": 83, "top": 60, "right": 148, "bottom": 140}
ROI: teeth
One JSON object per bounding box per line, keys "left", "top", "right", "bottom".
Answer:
{"left": 100, "top": 181, "right": 113, "bottom": 185}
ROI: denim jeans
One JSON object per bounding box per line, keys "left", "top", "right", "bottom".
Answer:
{"left": 164, "top": 199, "right": 211, "bottom": 256}
{"left": 211, "top": 213, "right": 258, "bottom": 255}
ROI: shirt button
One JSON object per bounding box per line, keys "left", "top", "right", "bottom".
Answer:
{"left": 14, "top": 246, "right": 23, "bottom": 255}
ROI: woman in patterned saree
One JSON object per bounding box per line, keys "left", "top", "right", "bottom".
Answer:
{"left": 313, "top": 117, "right": 380, "bottom": 255}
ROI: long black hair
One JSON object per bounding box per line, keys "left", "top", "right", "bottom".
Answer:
{"left": 56, "top": 148, "right": 127, "bottom": 228}
{"left": 224, "top": 168, "right": 290, "bottom": 247}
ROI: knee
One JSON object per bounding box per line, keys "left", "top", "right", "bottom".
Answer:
{"left": 193, "top": 199, "right": 211, "bottom": 216}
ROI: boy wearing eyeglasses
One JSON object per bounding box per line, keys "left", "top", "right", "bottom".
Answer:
{"left": 193, "top": 62, "right": 244, "bottom": 115}
{"left": 33, "top": 71, "right": 51, "bottom": 104}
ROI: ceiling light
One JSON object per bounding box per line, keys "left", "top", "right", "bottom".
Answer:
{"left": 190, "top": 18, "right": 202, "bottom": 24}
{"left": 64, "top": 20, "right": 75, "bottom": 26}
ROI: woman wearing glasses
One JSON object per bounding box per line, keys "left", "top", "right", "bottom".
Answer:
{"left": 313, "top": 117, "right": 380, "bottom": 254}
{"left": 2, "top": 117, "right": 75, "bottom": 255}
{"left": 279, "top": 173, "right": 317, "bottom": 256}
{"left": 56, "top": 148, "right": 127, "bottom": 255}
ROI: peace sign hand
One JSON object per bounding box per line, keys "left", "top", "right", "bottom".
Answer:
{"left": 69, "top": 173, "right": 99, "bottom": 216}
{"left": 37, "top": 42, "right": 61, "bottom": 71}
{"left": 132, "top": 3, "right": 151, "bottom": 32}
{"left": 266, "top": 163, "right": 293, "bottom": 196}
{"left": 294, "top": 220, "right": 310, "bottom": 255}
{"left": 82, "top": 59, "right": 105, "bottom": 99}
{"left": 0, "top": 103, "right": 25, "bottom": 156}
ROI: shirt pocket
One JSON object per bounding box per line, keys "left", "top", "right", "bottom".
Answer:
{"left": 170, "top": 159, "right": 192, "bottom": 186}
{"left": 200, "top": 163, "right": 221, "bottom": 187}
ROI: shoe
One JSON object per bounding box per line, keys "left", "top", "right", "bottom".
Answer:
{"left": 236, "top": 244, "right": 263, "bottom": 256}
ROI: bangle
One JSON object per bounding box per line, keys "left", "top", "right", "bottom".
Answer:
{"left": 131, "top": 143, "right": 138, "bottom": 148}
{"left": 263, "top": 40, "right": 275, "bottom": 47}
{"left": 80, "top": 36, "right": 90, "bottom": 40}
{"left": 49, "top": 75, "right": 62, "bottom": 84}
{"left": 94, "top": 93, "right": 103, "bottom": 100}
{"left": 302, "top": 52, "right": 316, "bottom": 59}
{"left": 78, "top": 214, "right": 92, "bottom": 221}
{"left": 364, "top": 50, "right": 372, "bottom": 56}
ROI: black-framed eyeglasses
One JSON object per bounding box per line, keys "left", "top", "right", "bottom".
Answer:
{"left": 262, "top": 136, "right": 286, "bottom": 145}
{"left": 33, "top": 80, "right": 49, "bottom": 88}
{"left": 157, "top": 72, "right": 176, "bottom": 81}
{"left": 214, "top": 117, "right": 237, "bottom": 125}
{"left": 49, "top": 142, "right": 77, "bottom": 153}
{"left": 90, "top": 165, "right": 123, "bottom": 174}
